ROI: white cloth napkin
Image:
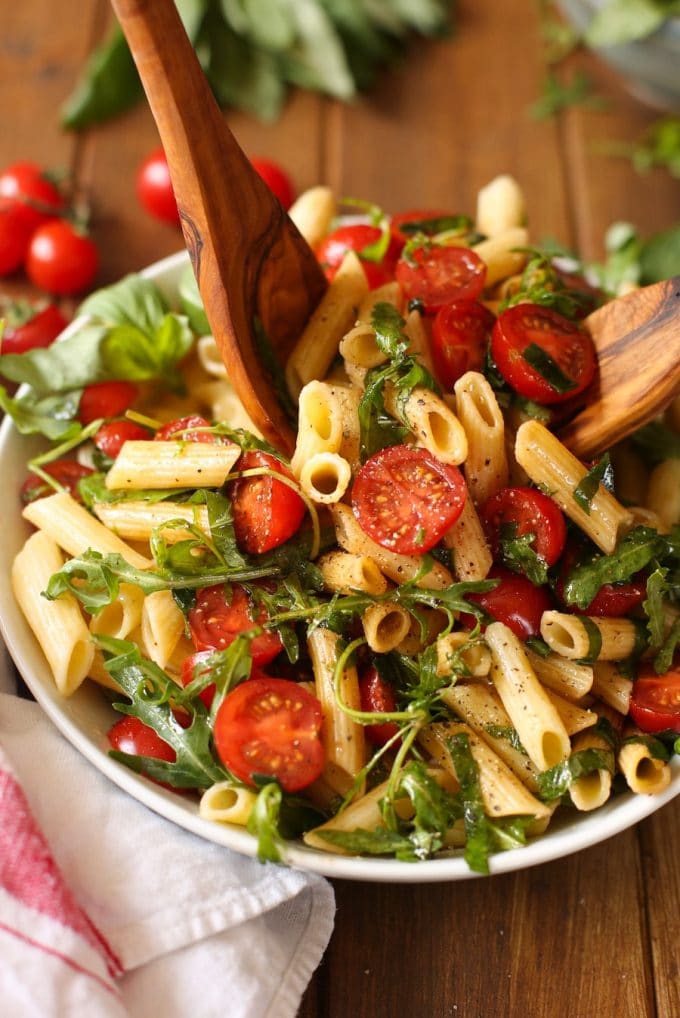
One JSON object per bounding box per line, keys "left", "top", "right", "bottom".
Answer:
{"left": 0, "top": 652, "right": 335, "bottom": 1018}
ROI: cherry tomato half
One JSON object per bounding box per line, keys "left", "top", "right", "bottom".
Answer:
{"left": 465, "top": 566, "right": 552, "bottom": 640}
{"left": 79, "top": 380, "right": 138, "bottom": 426}
{"left": 431, "top": 300, "right": 495, "bottom": 389}
{"left": 228, "top": 450, "right": 306, "bottom": 555}
{"left": 629, "top": 665, "right": 680, "bottom": 734}
{"left": 359, "top": 667, "right": 400, "bottom": 746}
{"left": 94, "top": 419, "right": 153, "bottom": 460}
{"left": 250, "top": 157, "right": 295, "bottom": 210}
{"left": 136, "top": 147, "right": 180, "bottom": 225}
{"left": 0, "top": 303, "right": 68, "bottom": 355}
{"left": 20, "top": 459, "right": 94, "bottom": 504}
{"left": 155, "top": 415, "right": 215, "bottom": 442}
{"left": 480, "top": 486, "right": 566, "bottom": 568}
{"left": 395, "top": 245, "right": 486, "bottom": 314}
{"left": 315, "top": 224, "right": 394, "bottom": 289}
{"left": 352, "top": 444, "right": 467, "bottom": 555}
{"left": 26, "top": 220, "right": 99, "bottom": 295}
{"left": 490, "top": 303, "right": 596, "bottom": 405}
{"left": 0, "top": 203, "right": 34, "bottom": 275}
{"left": 188, "top": 583, "right": 283, "bottom": 666}
{"left": 214, "top": 676, "right": 324, "bottom": 792}
{"left": 0, "top": 161, "right": 65, "bottom": 235}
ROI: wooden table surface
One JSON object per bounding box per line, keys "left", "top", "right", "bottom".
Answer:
{"left": 4, "top": 2, "right": 680, "bottom": 1016}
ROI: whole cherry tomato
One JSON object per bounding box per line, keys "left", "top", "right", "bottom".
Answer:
{"left": 228, "top": 450, "right": 306, "bottom": 555}
{"left": 431, "top": 300, "right": 495, "bottom": 389}
{"left": 250, "top": 157, "right": 295, "bottom": 210}
{"left": 359, "top": 666, "right": 400, "bottom": 746}
{"left": 214, "top": 676, "right": 324, "bottom": 792}
{"left": 395, "top": 245, "right": 486, "bottom": 314}
{"left": 352, "top": 444, "right": 467, "bottom": 555}
{"left": 0, "top": 161, "right": 65, "bottom": 235}
{"left": 25, "top": 220, "right": 98, "bottom": 295}
{"left": 0, "top": 303, "right": 68, "bottom": 354}
{"left": 94, "top": 419, "right": 152, "bottom": 459}
{"left": 0, "top": 203, "right": 34, "bottom": 275}
{"left": 136, "top": 148, "right": 180, "bottom": 225}
{"left": 155, "top": 415, "right": 216, "bottom": 442}
{"left": 20, "top": 459, "right": 94, "bottom": 504}
{"left": 79, "top": 380, "right": 138, "bottom": 426}
{"left": 490, "top": 304, "right": 596, "bottom": 405}
{"left": 389, "top": 209, "right": 453, "bottom": 250}
{"left": 465, "top": 566, "right": 552, "bottom": 640}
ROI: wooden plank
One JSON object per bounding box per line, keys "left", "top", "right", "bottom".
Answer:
{"left": 323, "top": 1, "right": 573, "bottom": 247}
{"left": 638, "top": 807, "right": 680, "bottom": 1018}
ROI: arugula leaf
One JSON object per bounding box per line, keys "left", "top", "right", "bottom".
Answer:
{"left": 316, "top": 826, "right": 416, "bottom": 856}
{"left": 561, "top": 527, "right": 666, "bottom": 610}
{"left": 500, "top": 248, "right": 597, "bottom": 319}
{"left": 205, "top": 491, "right": 248, "bottom": 570}
{"left": 643, "top": 567, "right": 670, "bottom": 648}
{"left": 573, "top": 453, "right": 614, "bottom": 514}
{"left": 391, "top": 761, "right": 461, "bottom": 859}
{"left": 78, "top": 472, "right": 191, "bottom": 510}
{"left": 498, "top": 524, "right": 549, "bottom": 586}
{"left": 247, "top": 782, "right": 285, "bottom": 862}
{"left": 446, "top": 731, "right": 499, "bottom": 874}
{"left": 99, "top": 635, "right": 227, "bottom": 788}
{"left": 522, "top": 343, "right": 578, "bottom": 395}
{"left": 654, "top": 617, "right": 680, "bottom": 675}
{"left": 536, "top": 748, "right": 615, "bottom": 802}
{"left": 578, "top": 616, "right": 603, "bottom": 664}
{"left": 484, "top": 725, "right": 527, "bottom": 754}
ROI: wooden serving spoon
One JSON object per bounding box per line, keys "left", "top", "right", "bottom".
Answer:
{"left": 110, "top": 0, "right": 327, "bottom": 456}
{"left": 559, "top": 275, "right": 680, "bottom": 458}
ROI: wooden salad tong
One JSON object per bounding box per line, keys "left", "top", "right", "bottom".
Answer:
{"left": 110, "top": 0, "right": 326, "bottom": 457}
{"left": 112, "top": 0, "right": 679, "bottom": 463}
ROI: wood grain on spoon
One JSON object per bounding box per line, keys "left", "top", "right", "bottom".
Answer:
{"left": 111, "top": 0, "right": 327, "bottom": 456}
{"left": 559, "top": 276, "right": 680, "bottom": 460}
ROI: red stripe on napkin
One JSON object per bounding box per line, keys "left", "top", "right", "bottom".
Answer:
{"left": 0, "top": 765, "right": 123, "bottom": 979}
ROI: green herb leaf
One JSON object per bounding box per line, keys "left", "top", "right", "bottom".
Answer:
{"left": 60, "top": 27, "right": 144, "bottom": 130}
{"left": 573, "top": 453, "right": 613, "bottom": 514}
{"left": 654, "top": 617, "right": 680, "bottom": 675}
{"left": 621, "top": 732, "right": 671, "bottom": 762}
{"left": 562, "top": 527, "right": 666, "bottom": 610}
{"left": 498, "top": 524, "right": 549, "bottom": 586}
{"left": 177, "top": 264, "right": 211, "bottom": 336}
{"left": 0, "top": 385, "right": 83, "bottom": 440}
{"left": 522, "top": 343, "right": 578, "bottom": 394}
{"left": 316, "top": 826, "right": 416, "bottom": 856}
{"left": 398, "top": 214, "right": 472, "bottom": 237}
{"left": 446, "top": 731, "right": 494, "bottom": 874}
{"left": 247, "top": 782, "right": 285, "bottom": 862}
{"left": 536, "top": 748, "right": 615, "bottom": 801}
{"left": 585, "top": 0, "right": 677, "bottom": 47}
{"left": 631, "top": 421, "right": 680, "bottom": 464}
{"left": 530, "top": 70, "right": 604, "bottom": 120}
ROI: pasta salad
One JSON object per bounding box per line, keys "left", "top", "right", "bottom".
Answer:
{"left": 3, "top": 175, "right": 680, "bottom": 874}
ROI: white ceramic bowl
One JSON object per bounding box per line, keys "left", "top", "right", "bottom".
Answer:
{"left": 2, "top": 249, "right": 679, "bottom": 883}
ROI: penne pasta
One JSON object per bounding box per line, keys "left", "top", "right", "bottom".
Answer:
{"left": 317, "top": 550, "right": 388, "bottom": 596}
{"left": 454, "top": 371, "right": 509, "bottom": 505}
{"left": 383, "top": 384, "right": 468, "bottom": 465}
{"left": 540, "top": 611, "right": 639, "bottom": 662}
{"left": 105, "top": 439, "right": 241, "bottom": 490}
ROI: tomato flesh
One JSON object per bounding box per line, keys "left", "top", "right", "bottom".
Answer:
{"left": 155, "top": 415, "right": 216, "bottom": 442}
{"left": 352, "top": 444, "right": 467, "bottom": 554}
{"left": 188, "top": 583, "right": 283, "bottom": 666}
{"left": 491, "top": 303, "right": 596, "bottom": 405}
{"left": 359, "top": 667, "right": 400, "bottom": 746}
{"left": 480, "top": 486, "right": 566, "bottom": 568}
{"left": 214, "top": 676, "right": 324, "bottom": 792}
{"left": 20, "top": 459, "right": 94, "bottom": 504}
{"left": 1, "top": 303, "right": 68, "bottom": 354}
{"left": 26, "top": 220, "right": 98, "bottom": 295}
{"left": 79, "top": 380, "right": 138, "bottom": 425}
{"left": 465, "top": 566, "right": 552, "bottom": 639}
{"left": 94, "top": 419, "right": 153, "bottom": 459}
{"left": 395, "top": 245, "right": 486, "bottom": 314}
{"left": 431, "top": 299, "right": 495, "bottom": 388}
{"left": 630, "top": 667, "right": 680, "bottom": 734}
{"left": 228, "top": 450, "right": 306, "bottom": 554}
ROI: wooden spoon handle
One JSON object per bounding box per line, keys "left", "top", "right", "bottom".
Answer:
{"left": 559, "top": 276, "right": 680, "bottom": 458}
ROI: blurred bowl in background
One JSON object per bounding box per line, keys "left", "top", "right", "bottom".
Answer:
{"left": 558, "top": 0, "right": 680, "bottom": 112}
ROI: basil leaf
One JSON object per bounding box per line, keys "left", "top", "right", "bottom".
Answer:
{"left": 0, "top": 324, "right": 108, "bottom": 394}
{"left": 537, "top": 748, "right": 615, "bottom": 802}
{"left": 522, "top": 343, "right": 578, "bottom": 394}
{"left": 60, "top": 27, "right": 143, "bottom": 130}
{"left": 483, "top": 725, "right": 527, "bottom": 754}
{"left": 639, "top": 223, "right": 680, "bottom": 283}
{"left": 79, "top": 273, "right": 170, "bottom": 331}
{"left": 0, "top": 386, "right": 83, "bottom": 440}
{"left": 578, "top": 616, "right": 603, "bottom": 664}
{"left": 178, "top": 264, "right": 211, "bottom": 336}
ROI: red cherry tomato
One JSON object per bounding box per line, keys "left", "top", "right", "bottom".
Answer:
{"left": 480, "top": 486, "right": 566, "bottom": 568}
{"left": 180, "top": 651, "right": 217, "bottom": 709}
{"left": 250, "top": 157, "right": 295, "bottom": 210}
{"left": 359, "top": 667, "right": 400, "bottom": 746}
{"left": 108, "top": 715, "right": 176, "bottom": 762}
{"left": 0, "top": 203, "right": 34, "bottom": 275}
{"left": 155, "top": 415, "right": 215, "bottom": 443}
{"left": 395, "top": 245, "right": 486, "bottom": 313}
{"left": 79, "top": 380, "right": 138, "bottom": 426}
{"left": 629, "top": 665, "right": 680, "bottom": 734}
{"left": 228, "top": 450, "right": 306, "bottom": 555}
{"left": 466, "top": 566, "right": 552, "bottom": 640}
{"left": 431, "top": 300, "right": 495, "bottom": 389}
{"left": 136, "top": 148, "right": 180, "bottom": 226}
{"left": 1, "top": 303, "right": 68, "bottom": 355}
{"left": 315, "top": 223, "right": 393, "bottom": 289}
{"left": 389, "top": 209, "right": 452, "bottom": 250}
{"left": 20, "top": 459, "right": 94, "bottom": 504}
{"left": 214, "top": 676, "right": 324, "bottom": 792}
{"left": 557, "top": 543, "right": 646, "bottom": 618}
{"left": 490, "top": 304, "right": 597, "bottom": 405}
{"left": 94, "top": 419, "right": 152, "bottom": 459}
{"left": 0, "top": 161, "right": 65, "bottom": 235}
{"left": 188, "top": 583, "right": 283, "bottom": 667}
{"left": 26, "top": 220, "right": 98, "bottom": 295}
{"left": 351, "top": 444, "right": 467, "bottom": 555}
